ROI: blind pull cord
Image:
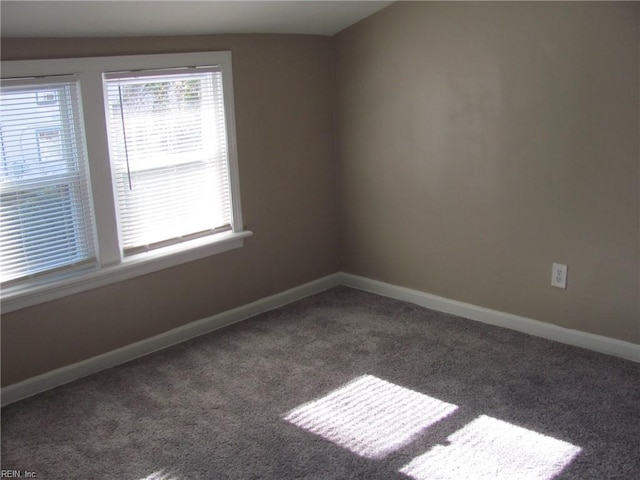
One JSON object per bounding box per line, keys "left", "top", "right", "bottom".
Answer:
{"left": 117, "top": 85, "right": 133, "bottom": 190}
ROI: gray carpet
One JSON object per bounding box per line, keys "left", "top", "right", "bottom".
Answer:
{"left": 1, "top": 287, "right": 639, "bottom": 479}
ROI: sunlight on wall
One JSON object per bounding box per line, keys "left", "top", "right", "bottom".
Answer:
{"left": 283, "top": 374, "right": 458, "bottom": 459}
{"left": 399, "top": 415, "right": 582, "bottom": 480}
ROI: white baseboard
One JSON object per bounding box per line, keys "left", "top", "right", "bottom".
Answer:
{"left": 339, "top": 273, "right": 640, "bottom": 364}
{"left": 1, "top": 273, "right": 342, "bottom": 407}
{"left": 3, "top": 271, "right": 637, "bottom": 406}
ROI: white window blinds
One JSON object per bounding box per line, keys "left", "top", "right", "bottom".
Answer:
{"left": 104, "top": 67, "right": 232, "bottom": 255}
{"left": 0, "top": 77, "right": 96, "bottom": 284}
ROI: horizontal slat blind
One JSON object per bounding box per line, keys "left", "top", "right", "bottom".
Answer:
{"left": 0, "top": 78, "right": 96, "bottom": 284}
{"left": 104, "top": 68, "right": 232, "bottom": 254}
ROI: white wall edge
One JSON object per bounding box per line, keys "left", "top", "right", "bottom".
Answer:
{"left": 339, "top": 273, "right": 640, "bottom": 364}
{"left": 1, "top": 272, "right": 342, "bottom": 407}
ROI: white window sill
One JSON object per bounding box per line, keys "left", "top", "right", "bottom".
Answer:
{"left": 1, "top": 230, "right": 253, "bottom": 314}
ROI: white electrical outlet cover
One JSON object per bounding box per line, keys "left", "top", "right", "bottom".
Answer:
{"left": 551, "top": 263, "right": 567, "bottom": 289}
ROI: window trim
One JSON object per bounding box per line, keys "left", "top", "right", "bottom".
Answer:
{"left": 1, "top": 52, "right": 251, "bottom": 313}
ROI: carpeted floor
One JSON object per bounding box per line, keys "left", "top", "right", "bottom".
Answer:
{"left": 1, "top": 287, "right": 639, "bottom": 479}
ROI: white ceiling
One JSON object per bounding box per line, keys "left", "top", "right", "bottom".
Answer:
{"left": 1, "top": 1, "right": 394, "bottom": 38}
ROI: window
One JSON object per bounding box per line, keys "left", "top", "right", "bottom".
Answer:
{"left": 1, "top": 52, "right": 250, "bottom": 312}
{"left": 104, "top": 68, "right": 232, "bottom": 255}
{"left": 0, "top": 78, "right": 96, "bottom": 285}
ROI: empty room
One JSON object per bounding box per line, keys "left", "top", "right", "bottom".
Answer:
{"left": 1, "top": 1, "right": 638, "bottom": 479}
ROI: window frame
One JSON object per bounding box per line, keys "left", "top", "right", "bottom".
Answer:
{"left": 1, "top": 52, "right": 251, "bottom": 313}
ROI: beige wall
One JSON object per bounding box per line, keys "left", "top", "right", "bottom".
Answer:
{"left": 335, "top": 2, "right": 639, "bottom": 343}
{"left": 0, "top": 35, "right": 340, "bottom": 386}
{"left": 2, "top": 1, "right": 639, "bottom": 387}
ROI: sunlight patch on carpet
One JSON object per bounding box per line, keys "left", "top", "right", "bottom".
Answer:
{"left": 399, "top": 415, "right": 582, "bottom": 480}
{"left": 283, "top": 374, "right": 458, "bottom": 459}
{"left": 137, "top": 470, "right": 179, "bottom": 480}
